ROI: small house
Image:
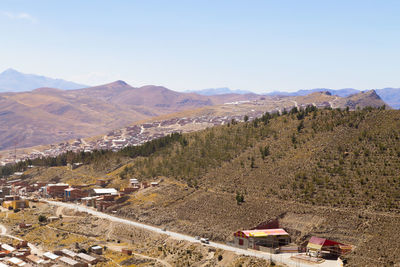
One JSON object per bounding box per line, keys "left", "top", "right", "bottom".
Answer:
{"left": 64, "top": 188, "right": 88, "bottom": 201}
{"left": 1, "top": 244, "right": 16, "bottom": 252}
{"left": 58, "top": 256, "right": 86, "bottom": 267}
{"left": 130, "top": 179, "right": 140, "bottom": 188}
{"left": 121, "top": 248, "right": 132, "bottom": 255}
{"left": 7, "top": 257, "right": 26, "bottom": 266}
{"left": 19, "top": 223, "right": 32, "bottom": 230}
{"left": 90, "top": 188, "right": 118, "bottom": 196}
{"left": 90, "top": 245, "right": 103, "bottom": 255}
{"left": 76, "top": 253, "right": 97, "bottom": 264}
{"left": 2, "top": 197, "right": 29, "bottom": 209}
{"left": 44, "top": 183, "right": 69, "bottom": 198}
{"left": 120, "top": 187, "right": 139, "bottom": 194}
{"left": 43, "top": 251, "right": 59, "bottom": 261}
{"left": 26, "top": 255, "right": 45, "bottom": 265}
{"left": 306, "top": 236, "right": 352, "bottom": 258}
{"left": 60, "top": 248, "right": 77, "bottom": 258}
{"left": 233, "top": 229, "right": 290, "bottom": 250}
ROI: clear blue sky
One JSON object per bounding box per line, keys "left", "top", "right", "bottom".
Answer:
{"left": 1, "top": 0, "right": 400, "bottom": 92}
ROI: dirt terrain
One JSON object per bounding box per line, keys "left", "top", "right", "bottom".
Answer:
{"left": 0, "top": 202, "right": 272, "bottom": 266}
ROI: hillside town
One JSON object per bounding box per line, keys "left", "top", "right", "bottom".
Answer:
{"left": 1, "top": 96, "right": 336, "bottom": 167}
{"left": 0, "top": 171, "right": 352, "bottom": 266}
{"left": 1, "top": 105, "right": 265, "bottom": 166}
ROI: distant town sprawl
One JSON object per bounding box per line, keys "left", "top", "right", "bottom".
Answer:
{"left": 1, "top": 98, "right": 334, "bottom": 166}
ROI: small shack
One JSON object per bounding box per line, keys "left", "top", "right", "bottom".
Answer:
{"left": 306, "top": 236, "right": 352, "bottom": 258}
{"left": 64, "top": 188, "right": 88, "bottom": 201}
{"left": 76, "top": 253, "right": 97, "bottom": 264}
{"left": 233, "top": 228, "right": 290, "bottom": 250}
{"left": 121, "top": 248, "right": 132, "bottom": 255}
{"left": 58, "top": 256, "right": 86, "bottom": 267}
{"left": 90, "top": 245, "right": 103, "bottom": 255}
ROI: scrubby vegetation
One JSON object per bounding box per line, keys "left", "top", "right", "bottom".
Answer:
{"left": 4, "top": 106, "right": 400, "bottom": 213}
{"left": 116, "top": 106, "right": 400, "bottom": 212}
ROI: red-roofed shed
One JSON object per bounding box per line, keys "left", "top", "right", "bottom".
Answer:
{"left": 307, "top": 236, "right": 352, "bottom": 257}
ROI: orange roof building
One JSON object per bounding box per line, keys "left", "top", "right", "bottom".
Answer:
{"left": 233, "top": 228, "right": 290, "bottom": 249}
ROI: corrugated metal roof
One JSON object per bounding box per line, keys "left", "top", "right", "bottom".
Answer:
{"left": 307, "top": 236, "right": 344, "bottom": 249}
{"left": 59, "top": 256, "right": 79, "bottom": 265}
{"left": 43, "top": 251, "right": 59, "bottom": 260}
{"left": 61, "top": 248, "right": 77, "bottom": 258}
{"left": 26, "top": 254, "right": 45, "bottom": 264}
{"left": 77, "top": 252, "right": 96, "bottom": 262}
{"left": 7, "top": 257, "right": 25, "bottom": 266}
{"left": 1, "top": 244, "right": 16, "bottom": 252}
{"left": 235, "top": 228, "right": 289, "bottom": 238}
{"left": 93, "top": 188, "right": 118, "bottom": 194}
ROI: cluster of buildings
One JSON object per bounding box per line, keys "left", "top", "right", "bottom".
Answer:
{"left": 0, "top": 176, "right": 159, "bottom": 213}
{"left": 232, "top": 220, "right": 352, "bottom": 261}
{"left": 0, "top": 241, "right": 104, "bottom": 267}
{"left": 0, "top": 94, "right": 337, "bottom": 167}
{"left": 0, "top": 107, "right": 268, "bottom": 166}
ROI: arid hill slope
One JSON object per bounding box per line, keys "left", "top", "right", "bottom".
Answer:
{"left": 0, "top": 81, "right": 261, "bottom": 150}
{"left": 13, "top": 107, "right": 400, "bottom": 266}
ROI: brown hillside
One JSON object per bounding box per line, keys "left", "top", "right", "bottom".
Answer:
{"left": 20, "top": 107, "right": 400, "bottom": 266}
{"left": 0, "top": 81, "right": 258, "bottom": 150}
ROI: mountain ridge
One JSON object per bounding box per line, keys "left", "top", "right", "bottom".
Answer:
{"left": 0, "top": 68, "right": 87, "bottom": 92}
{"left": 0, "top": 81, "right": 260, "bottom": 151}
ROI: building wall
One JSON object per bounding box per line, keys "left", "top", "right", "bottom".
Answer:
{"left": 2, "top": 200, "right": 29, "bottom": 209}
{"left": 233, "top": 236, "right": 249, "bottom": 248}
{"left": 233, "top": 235, "right": 290, "bottom": 249}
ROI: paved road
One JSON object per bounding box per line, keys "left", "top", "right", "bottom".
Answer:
{"left": 45, "top": 200, "right": 338, "bottom": 267}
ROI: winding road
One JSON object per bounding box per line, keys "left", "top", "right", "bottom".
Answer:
{"left": 44, "top": 200, "right": 339, "bottom": 267}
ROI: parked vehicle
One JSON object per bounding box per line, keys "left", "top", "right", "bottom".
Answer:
{"left": 200, "top": 238, "right": 209, "bottom": 244}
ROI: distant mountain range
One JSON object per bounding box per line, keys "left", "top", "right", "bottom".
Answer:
{"left": 1, "top": 68, "right": 398, "bottom": 108}
{"left": 264, "top": 88, "right": 360, "bottom": 97}
{"left": 190, "top": 87, "right": 400, "bottom": 109}
{"left": 186, "top": 87, "right": 253, "bottom": 96}
{"left": 0, "top": 68, "right": 87, "bottom": 92}
{"left": 264, "top": 88, "right": 400, "bottom": 109}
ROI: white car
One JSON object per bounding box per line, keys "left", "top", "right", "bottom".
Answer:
{"left": 200, "top": 238, "right": 209, "bottom": 244}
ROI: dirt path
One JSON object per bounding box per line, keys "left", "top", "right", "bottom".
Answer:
{"left": 329, "top": 96, "right": 339, "bottom": 108}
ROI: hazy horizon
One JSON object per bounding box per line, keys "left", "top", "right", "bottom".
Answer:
{"left": 1, "top": 1, "right": 400, "bottom": 93}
